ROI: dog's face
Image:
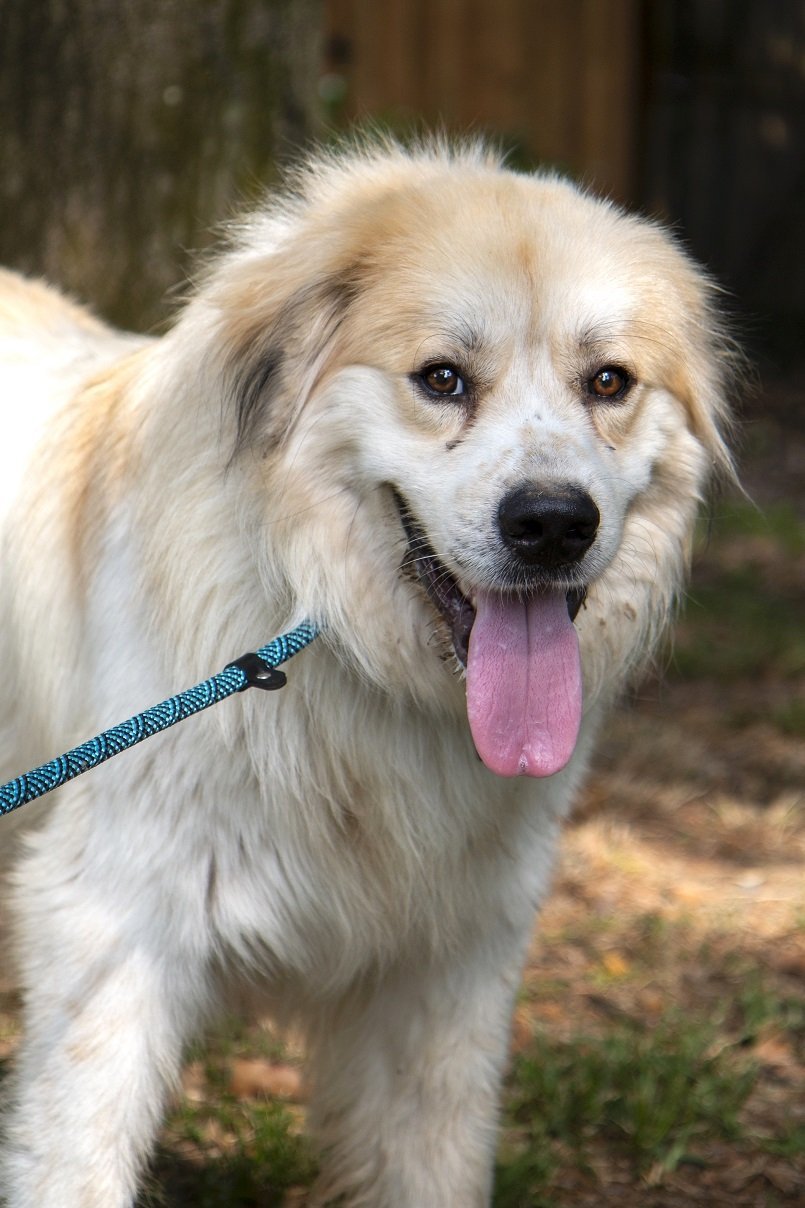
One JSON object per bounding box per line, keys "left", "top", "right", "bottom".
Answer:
{"left": 210, "top": 148, "right": 732, "bottom": 778}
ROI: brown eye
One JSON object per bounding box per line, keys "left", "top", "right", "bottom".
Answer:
{"left": 419, "top": 364, "right": 466, "bottom": 397}
{"left": 588, "top": 365, "right": 630, "bottom": 400}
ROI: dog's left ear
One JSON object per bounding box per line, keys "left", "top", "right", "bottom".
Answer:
{"left": 663, "top": 271, "right": 740, "bottom": 486}
{"left": 674, "top": 346, "right": 736, "bottom": 484}
{"left": 206, "top": 248, "right": 359, "bottom": 455}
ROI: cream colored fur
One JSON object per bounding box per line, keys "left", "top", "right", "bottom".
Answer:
{"left": 0, "top": 141, "right": 733, "bottom": 1207}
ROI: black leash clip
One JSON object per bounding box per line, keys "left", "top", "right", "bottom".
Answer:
{"left": 227, "top": 652, "right": 287, "bottom": 691}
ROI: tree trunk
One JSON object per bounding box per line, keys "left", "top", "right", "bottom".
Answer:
{"left": 0, "top": 0, "right": 323, "bottom": 330}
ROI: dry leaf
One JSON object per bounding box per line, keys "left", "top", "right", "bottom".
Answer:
{"left": 228, "top": 1058, "right": 303, "bottom": 1101}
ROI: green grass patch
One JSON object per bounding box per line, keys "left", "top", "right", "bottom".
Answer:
{"left": 769, "top": 695, "right": 805, "bottom": 734}
{"left": 670, "top": 501, "right": 805, "bottom": 683}
{"left": 760, "top": 1123, "right": 805, "bottom": 1160}
{"left": 137, "top": 1021, "right": 314, "bottom": 1207}
{"left": 141, "top": 1096, "right": 316, "bottom": 1207}
{"left": 674, "top": 573, "right": 805, "bottom": 681}
{"left": 732, "top": 970, "right": 805, "bottom": 1056}
{"left": 494, "top": 1014, "right": 757, "bottom": 1206}
{"left": 672, "top": 502, "right": 802, "bottom": 690}
{"left": 700, "top": 501, "right": 805, "bottom": 557}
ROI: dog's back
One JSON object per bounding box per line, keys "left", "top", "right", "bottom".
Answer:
{"left": 0, "top": 274, "right": 147, "bottom": 846}
{"left": 0, "top": 270, "right": 144, "bottom": 521}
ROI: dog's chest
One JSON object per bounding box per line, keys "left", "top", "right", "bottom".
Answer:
{"left": 204, "top": 733, "right": 556, "bottom": 993}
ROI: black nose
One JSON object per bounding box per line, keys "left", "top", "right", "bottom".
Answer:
{"left": 498, "top": 484, "right": 600, "bottom": 568}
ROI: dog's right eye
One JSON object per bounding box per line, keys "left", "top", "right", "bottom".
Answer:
{"left": 417, "top": 364, "right": 466, "bottom": 397}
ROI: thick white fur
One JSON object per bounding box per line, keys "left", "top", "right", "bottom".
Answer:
{"left": 0, "top": 141, "right": 732, "bottom": 1206}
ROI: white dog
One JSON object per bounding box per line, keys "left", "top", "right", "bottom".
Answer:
{"left": 0, "top": 140, "right": 734, "bottom": 1206}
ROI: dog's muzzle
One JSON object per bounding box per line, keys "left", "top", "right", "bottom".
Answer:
{"left": 393, "top": 486, "right": 593, "bottom": 778}
{"left": 393, "top": 488, "right": 592, "bottom": 668}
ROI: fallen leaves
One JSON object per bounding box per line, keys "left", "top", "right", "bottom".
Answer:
{"left": 227, "top": 1058, "right": 304, "bottom": 1102}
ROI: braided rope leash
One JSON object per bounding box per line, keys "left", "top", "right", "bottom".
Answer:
{"left": 0, "top": 621, "right": 319, "bottom": 817}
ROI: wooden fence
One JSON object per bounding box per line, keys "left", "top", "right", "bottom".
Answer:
{"left": 323, "top": 0, "right": 805, "bottom": 337}
{"left": 642, "top": 0, "right": 805, "bottom": 341}
{"left": 324, "top": 0, "right": 643, "bottom": 202}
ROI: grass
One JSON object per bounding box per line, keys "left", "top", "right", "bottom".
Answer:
{"left": 671, "top": 502, "right": 805, "bottom": 682}
{"left": 705, "top": 501, "right": 805, "bottom": 557}
{"left": 733, "top": 971, "right": 805, "bottom": 1050}
{"left": 495, "top": 1013, "right": 758, "bottom": 1207}
{"left": 142, "top": 1106, "right": 315, "bottom": 1207}
{"left": 135, "top": 1023, "right": 314, "bottom": 1206}
{"left": 139, "top": 1076, "right": 315, "bottom": 1206}
{"left": 673, "top": 573, "right": 805, "bottom": 681}
{"left": 494, "top": 955, "right": 805, "bottom": 1205}
{"left": 701, "top": 501, "right": 805, "bottom": 556}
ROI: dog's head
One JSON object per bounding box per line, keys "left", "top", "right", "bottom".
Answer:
{"left": 192, "top": 141, "right": 735, "bottom": 777}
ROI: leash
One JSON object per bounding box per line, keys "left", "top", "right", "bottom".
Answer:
{"left": 0, "top": 621, "right": 319, "bottom": 817}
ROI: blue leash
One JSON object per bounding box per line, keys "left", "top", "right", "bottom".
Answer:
{"left": 0, "top": 621, "right": 319, "bottom": 817}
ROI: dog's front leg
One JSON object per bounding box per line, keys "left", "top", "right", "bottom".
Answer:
{"left": 3, "top": 948, "right": 198, "bottom": 1208}
{"left": 305, "top": 934, "right": 528, "bottom": 1208}
{"left": 1, "top": 849, "right": 205, "bottom": 1208}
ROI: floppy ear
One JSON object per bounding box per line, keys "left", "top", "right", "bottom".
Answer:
{"left": 626, "top": 216, "right": 741, "bottom": 489}
{"left": 670, "top": 298, "right": 740, "bottom": 487}
{"left": 206, "top": 249, "right": 360, "bottom": 454}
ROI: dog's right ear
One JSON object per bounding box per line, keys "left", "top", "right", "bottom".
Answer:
{"left": 205, "top": 250, "right": 361, "bottom": 456}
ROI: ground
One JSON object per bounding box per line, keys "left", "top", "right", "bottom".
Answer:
{"left": 1, "top": 373, "right": 803, "bottom": 1206}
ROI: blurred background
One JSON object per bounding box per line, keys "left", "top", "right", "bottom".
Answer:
{"left": 0, "top": 2, "right": 802, "bottom": 1204}
{"left": 0, "top": 0, "right": 803, "bottom": 353}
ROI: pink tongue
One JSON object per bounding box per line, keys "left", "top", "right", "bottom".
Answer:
{"left": 466, "top": 589, "right": 582, "bottom": 778}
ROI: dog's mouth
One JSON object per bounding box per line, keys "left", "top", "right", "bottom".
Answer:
{"left": 395, "top": 491, "right": 586, "bottom": 780}
{"left": 396, "top": 496, "right": 478, "bottom": 668}
{"left": 395, "top": 493, "right": 587, "bottom": 666}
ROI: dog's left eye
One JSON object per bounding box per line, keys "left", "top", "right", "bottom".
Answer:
{"left": 418, "top": 364, "right": 466, "bottom": 397}
{"left": 587, "top": 365, "right": 631, "bottom": 400}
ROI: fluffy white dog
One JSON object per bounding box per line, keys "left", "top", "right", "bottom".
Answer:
{"left": 0, "top": 140, "right": 734, "bottom": 1206}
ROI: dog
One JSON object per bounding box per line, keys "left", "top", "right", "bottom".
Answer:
{"left": 0, "top": 139, "right": 734, "bottom": 1206}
